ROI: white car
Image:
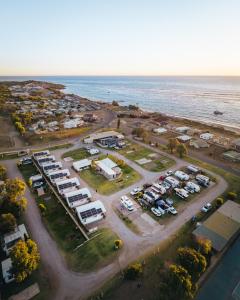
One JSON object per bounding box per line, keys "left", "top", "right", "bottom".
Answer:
{"left": 167, "top": 206, "right": 178, "bottom": 215}
{"left": 121, "top": 196, "right": 134, "bottom": 211}
{"left": 130, "top": 187, "right": 142, "bottom": 196}
{"left": 201, "top": 203, "right": 212, "bottom": 213}
{"left": 165, "top": 170, "right": 173, "bottom": 177}
{"left": 175, "top": 188, "right": 189, "bottom": 199}
{"left": 151, "top": 207, "right": 162, "bottom": 217}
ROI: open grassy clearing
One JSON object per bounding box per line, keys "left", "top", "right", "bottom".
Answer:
{"left": 79, "top": 162, "right": 141, "bottom": 195}
{"left": 19, "top": 164, "right": 121, "bottom": 272}
{"left": 117, "top": 141, "right": 175, "bottom": 172}
{"left": 62, "top": 147, "right": 90, "bottom": 160}
{"left": 68, "top": 228, "right": 121, "bottom": 272}
{"left": 26, "top": 127, "right": 90, "bottom": 145}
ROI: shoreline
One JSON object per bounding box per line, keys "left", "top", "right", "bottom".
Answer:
{"left": 60, "top": 86, "right": 240, "bottom": 136}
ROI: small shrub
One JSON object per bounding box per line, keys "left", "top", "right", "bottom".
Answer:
{"left": 125, "top": 263, "right": 143, "bottom": 280}
{"left": 216, "top": 197, "right": 224, "bottom": 207}
{"left": 114, "top": 239, "right": 123, "bottom": 250}
{"left": 228, "top": 192, "right": 237, "bottom": 200}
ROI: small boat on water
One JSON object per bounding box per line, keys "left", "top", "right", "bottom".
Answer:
{"left": 214, "top": 110, "right": 223, "bottom": 115}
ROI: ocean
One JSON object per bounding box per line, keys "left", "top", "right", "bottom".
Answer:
{"left": 1, "top": 76, "right": 240, "bottom": 130}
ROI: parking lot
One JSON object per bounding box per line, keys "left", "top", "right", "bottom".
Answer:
{"left": 114, "top": 164, "right": 216, "bottom": 234}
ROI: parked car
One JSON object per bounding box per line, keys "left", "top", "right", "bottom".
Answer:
{"left": 130, "top": 187, "right": 142, "bottom": 196}
{"left": 167, "top": 206, "right": 178, "bottom": 215}
{"left": 151, "top": 207, "right": 162, "bottom": 217}
{"left": 174, "top": 170, "right": 190, "bottom": 181}
{"left": 161, "top": 181, "right": 171, "bottom": 190}
{"left": 201, "top": 203, "right": 212, "bottom": 213}
{"left": 196, "top": 174, "right": 210, "bottom": 187}
{"left": 159, "top": 175, "right": 166, "bottom": 181}
{"left": 165, "top": 170, "right": 173, "bottom": 177}
{"left": 186, "top": 181, "right": 201, "bottom": 193}
{"left": 175, "top": 188, "right": 189, "bottom": 199}
{"left": 165, "top": 198, "right": 174, "bottom": 206}
{"left": 19, "top": 156, "right": 32, "bottom": 165}
{"left": 121, "top": 196, "right": 134, "bottom": 211}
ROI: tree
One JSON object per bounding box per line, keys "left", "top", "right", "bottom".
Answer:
{"left": 195, "top": 237, "right": 212, "bottom": 256}
{"left": 0, "top": 213, "right": 16, "bottom": 233}
{"left": 1, "top": 179, "right": 27, "bottom": 217}
{"left": 15, "top": 121, "right": 26, "bottom": 135}
{"left": 216, "top": 197, "right": 224, "bottom": 207}
{"left": 4, "top": 178, "right": 26, "bottom": 200}
{"left": 132, "top": 127, "right": 147, "bottom": 140}
{"left": 0, "top": 164, "right": 7, "bottom": 180}
{"left": 176, "top": 143, "right": 188, "bottom": 158}
{"left": 177, "top": 247, "right": 207, "bottom": 279}
{"left": 125, "top": 263, "right": 143, "bottom": 280}
{"left": 10, "top": 239, "right": 40, "bottom": 282}
{"left": 167, "top": 138, "right": 179, "bottom": 154}
{"left": 167, "top": 264, "right": 195, "bottom": 300}
{"left": 117, "top": 118, "right": 121, "bottom": 129}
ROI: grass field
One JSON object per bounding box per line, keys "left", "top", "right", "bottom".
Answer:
{"left": 62, "top": 147, "right": 90, "bottom": 160}
{"left": 80, "top": 163, "right": 141, "bottom": 195}
{"left": 68, "top": 228, "right": 120, "bottom": 272}
{"left": 26, "top": 127, "right": 90, "bottom": 145}
{"left": 117, "top": 142, "right": 175, "bottom": 172}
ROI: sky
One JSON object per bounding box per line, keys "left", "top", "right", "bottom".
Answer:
{"left": 0, "top": 0, "right": 240, "bottom": 76}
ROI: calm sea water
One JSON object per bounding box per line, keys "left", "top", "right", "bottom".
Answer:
{"left": 1, "top": 76, "right": 240, "bottom": 129}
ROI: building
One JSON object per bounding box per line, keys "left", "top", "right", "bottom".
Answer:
{"left": 36, "top": 155, "right": 55, "bottom": 166}
{"left": 95, "top": 158, "right": 122, "bottom": 180}
{"left": 63, "top": 118, "right": 84, "bottom": 129}
{"left": 1, "top": 258, "right": 14, "bottom": 283}
{"left": 56, "top": 177, "right": 80, "bottom": 195}
{"left": 76, "top": 200, "right": 106, "bottom": 225}
{"left": 200, "top": 133, "right": 214, "bottom": 140}
{"left": 2, "top": 224, "right": 28, "bottom": 255}
{"left": 232, "top": 138, "right": 240, "bottom": 152}
{"left": 223, "top": 151, "right": 240, "bottom": 162}
{"left": 83, "top": 131, "right": 124, "bottom": 145}
{"left": 33, "top": 150, "right": 50, "bottom": 158}
{"left": 64, "top": 188, "right": 91, "bottom": 208}
{"left": 73, "top": 159, "right": 91, "bottom": 172}
{"left": 88, "top": 148, "right": 100, "bottom": 155}
{"left": 153, "top": 127, "right": 167, "bottom": 134}
{"left": 193, "top": 201, "right": 240, "bottom": 252}
{"left": 190, "top": 138, "right": 209, "bottom": 149}
{"left": 175, "top": 126, "right": 190, "bottom": 134}
{"left": 177, "top": 135, "right": 192, "bottom": 143}
{"left": 48, "top": 169, "right": 70, "bottom": 183}
{"left": 42, "top": 161, "right": 62, "bottom": 174}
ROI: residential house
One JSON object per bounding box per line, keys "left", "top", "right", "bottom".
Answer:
{"left": 64, "top": 188, "right": 91, "bottom": 208}
{"left": 76, "top": 200, "right": 106, "bottom": 225}
{"left": 95, "top": 158, "right": 122, "bottom": 180}
{"left": 56, "top": 177, "right": 80, "bottom": 195}
{"left": 2, "top": 224, "right": 28, "bottom": 255}
{"left": 73, "top": 159, "right": 92, "bottom": 172}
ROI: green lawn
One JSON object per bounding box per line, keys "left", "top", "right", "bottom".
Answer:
{"left": 117, "top": 142, "right": 175, "bottom": 172}
{"left": 62, "top": 147, "right": 90, "bottom": 160}
{"left": 68, "top": 228, "right": 120, "bottom": 272}
{"left": 79, "top": 163, "right": 141, "bottom": 195}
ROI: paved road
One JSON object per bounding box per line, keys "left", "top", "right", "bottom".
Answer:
{"left": 2, "top": 141, "right": 228, "bottom": 300}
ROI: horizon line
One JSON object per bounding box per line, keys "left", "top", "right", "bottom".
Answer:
{"left": 1, "top": 74, "right": 240, "bottom": 77}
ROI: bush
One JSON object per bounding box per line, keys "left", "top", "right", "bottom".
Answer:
{"left": 216, "top": 197, "right": 224, "bottom": 207}
{"left": 114, "top": 239, "right": 123, "bottom": 250}
{"left": 228, "top": 192, "right": 237, "bottom": 200}
{"left": 125, "top": 263, "right": 143, "bottom": 280}
{"left": 39, "top": 203, "right": 47, "bottom": 215}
